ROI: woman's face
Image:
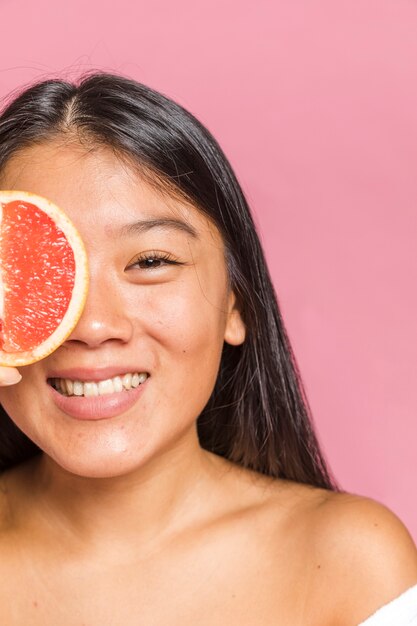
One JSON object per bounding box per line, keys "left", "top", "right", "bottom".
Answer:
{"left": 0, "top": 139, "right": 245, "bottom": 478}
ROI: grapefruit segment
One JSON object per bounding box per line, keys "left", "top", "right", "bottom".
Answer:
{"left": 0, "top": 190, "right": 89, "bottom": 366}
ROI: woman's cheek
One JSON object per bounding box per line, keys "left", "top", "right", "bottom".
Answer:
{"left": 135, "top": 280, "right": 218, "bottom": 352}
{"left": 146, "top": 287, "right": 223, "bottom": 356}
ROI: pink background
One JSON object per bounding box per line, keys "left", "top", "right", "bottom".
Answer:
{"left": 1, "top": 0, "right": 416, "bottom": 540}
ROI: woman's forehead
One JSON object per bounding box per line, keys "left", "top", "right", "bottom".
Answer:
{"left": 0, "top": 139, "right": 221, "bottom": 243}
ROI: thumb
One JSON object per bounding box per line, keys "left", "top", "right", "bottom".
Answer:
{"left": 0, "top": 367, "right": 22, "bottom": 386}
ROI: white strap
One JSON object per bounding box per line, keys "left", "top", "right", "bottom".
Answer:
{"left": 358, "top": 584, "right": 417, "bottom": 625}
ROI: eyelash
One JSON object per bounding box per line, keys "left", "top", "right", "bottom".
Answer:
{"left": 128, "top": 251, "right": 182, "bottom": 271}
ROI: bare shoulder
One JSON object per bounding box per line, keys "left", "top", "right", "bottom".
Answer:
{"left": 245, "top": 478, "right": 417, "bottom": 624}
{"left": 313, "top": 491, "right": 417, "bottom": 575}
{"left": 309, "top": 490, "right": 417, "bottom": 624}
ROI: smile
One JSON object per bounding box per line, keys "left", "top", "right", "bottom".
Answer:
{"left": 48, "top": 372, "right": 149, "bottom": 397}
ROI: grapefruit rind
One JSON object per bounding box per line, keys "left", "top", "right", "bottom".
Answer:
{"left": 0, "top": 190, "right": 89, "bottom": 366}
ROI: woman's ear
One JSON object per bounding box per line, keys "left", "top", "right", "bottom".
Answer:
{"left": 224, "top": 291, "right": 246, "bottom": 346}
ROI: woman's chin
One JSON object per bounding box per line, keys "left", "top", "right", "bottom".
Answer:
{"left": 41, "top": 444, "right": 153, "bottom": 480}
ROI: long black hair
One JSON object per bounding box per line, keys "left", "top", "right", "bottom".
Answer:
{"left": 0, "top": 71, "right": 337, "bottom": 489}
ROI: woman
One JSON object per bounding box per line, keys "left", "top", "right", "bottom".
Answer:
{"left": 0, "top": 72, "right": 416, "bottom": 625}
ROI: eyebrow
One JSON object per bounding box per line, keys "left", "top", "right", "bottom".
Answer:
{"left": 118, "top": 217, "right": 199, "bottom": 239}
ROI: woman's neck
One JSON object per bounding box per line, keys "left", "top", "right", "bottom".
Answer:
{"left": 12, "top": 429, "right": 231, "bottom": 559}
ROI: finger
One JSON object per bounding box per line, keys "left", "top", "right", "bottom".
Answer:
{"left": 0, "top": 367, "right": 22, "bottom": 386}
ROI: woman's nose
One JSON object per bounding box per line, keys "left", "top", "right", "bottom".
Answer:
{"left": 65, "top": 270, "right": 134, "bottom": 348}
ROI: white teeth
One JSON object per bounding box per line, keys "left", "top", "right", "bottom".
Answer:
{"left": 132, "top": 373, "right": 147, "bottom": 387}
{"left": 113, "top": 376, "right": 123, "bottom": 393}
{"left": 52, "top": 372, "right": 148, "bottom": 397}
{"left": 66, "top": 379, "right": 74, "bottom": 396}
{"left": 84, "top": 382, "right": 99, "bottom": 397}
{"left": 98, "top": 379, "right": 115, "bottom": 395}
{"left": 122, "top": 373, "right": 132, "bottom": 389}
{"left": 73, "top": 381, "right": 83, "bottom": 396}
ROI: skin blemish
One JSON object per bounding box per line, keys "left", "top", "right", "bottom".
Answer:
{"left": 32, "top": 600, "right": 38, "bottom": 607}
{"left": 104, "top": 222, "right": 116, "bottom": 237}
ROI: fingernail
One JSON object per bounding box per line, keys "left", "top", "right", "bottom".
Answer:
{"left": 1, "top": 370, "right": 22, "bottom": 385}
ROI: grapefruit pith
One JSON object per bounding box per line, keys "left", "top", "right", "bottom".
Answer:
{"left": 0, "top": 190, "right": 89, "bottom": 366}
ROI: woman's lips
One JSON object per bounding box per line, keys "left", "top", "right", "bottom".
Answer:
{"left": 48, "top": 377, "right": 149, "bottom": 421}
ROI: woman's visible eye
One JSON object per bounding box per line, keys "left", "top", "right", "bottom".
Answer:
{"left": 127, "top": 251, "right": 182, "bottom": 271}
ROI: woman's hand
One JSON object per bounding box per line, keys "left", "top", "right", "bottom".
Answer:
{"left": 0, "top": 367, "right": 22, "bottom": 385}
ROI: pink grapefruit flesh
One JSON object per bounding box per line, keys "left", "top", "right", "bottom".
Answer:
{"left": 0, "top": 190, "right": 89, "bottom": 366}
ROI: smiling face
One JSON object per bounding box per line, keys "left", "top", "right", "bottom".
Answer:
{"left": 0, "top": 139, "right": 245, "bottom": 478}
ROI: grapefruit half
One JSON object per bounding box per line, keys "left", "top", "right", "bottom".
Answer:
{"left": 0, "top": 190, "right": 89, "bottom": 366}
